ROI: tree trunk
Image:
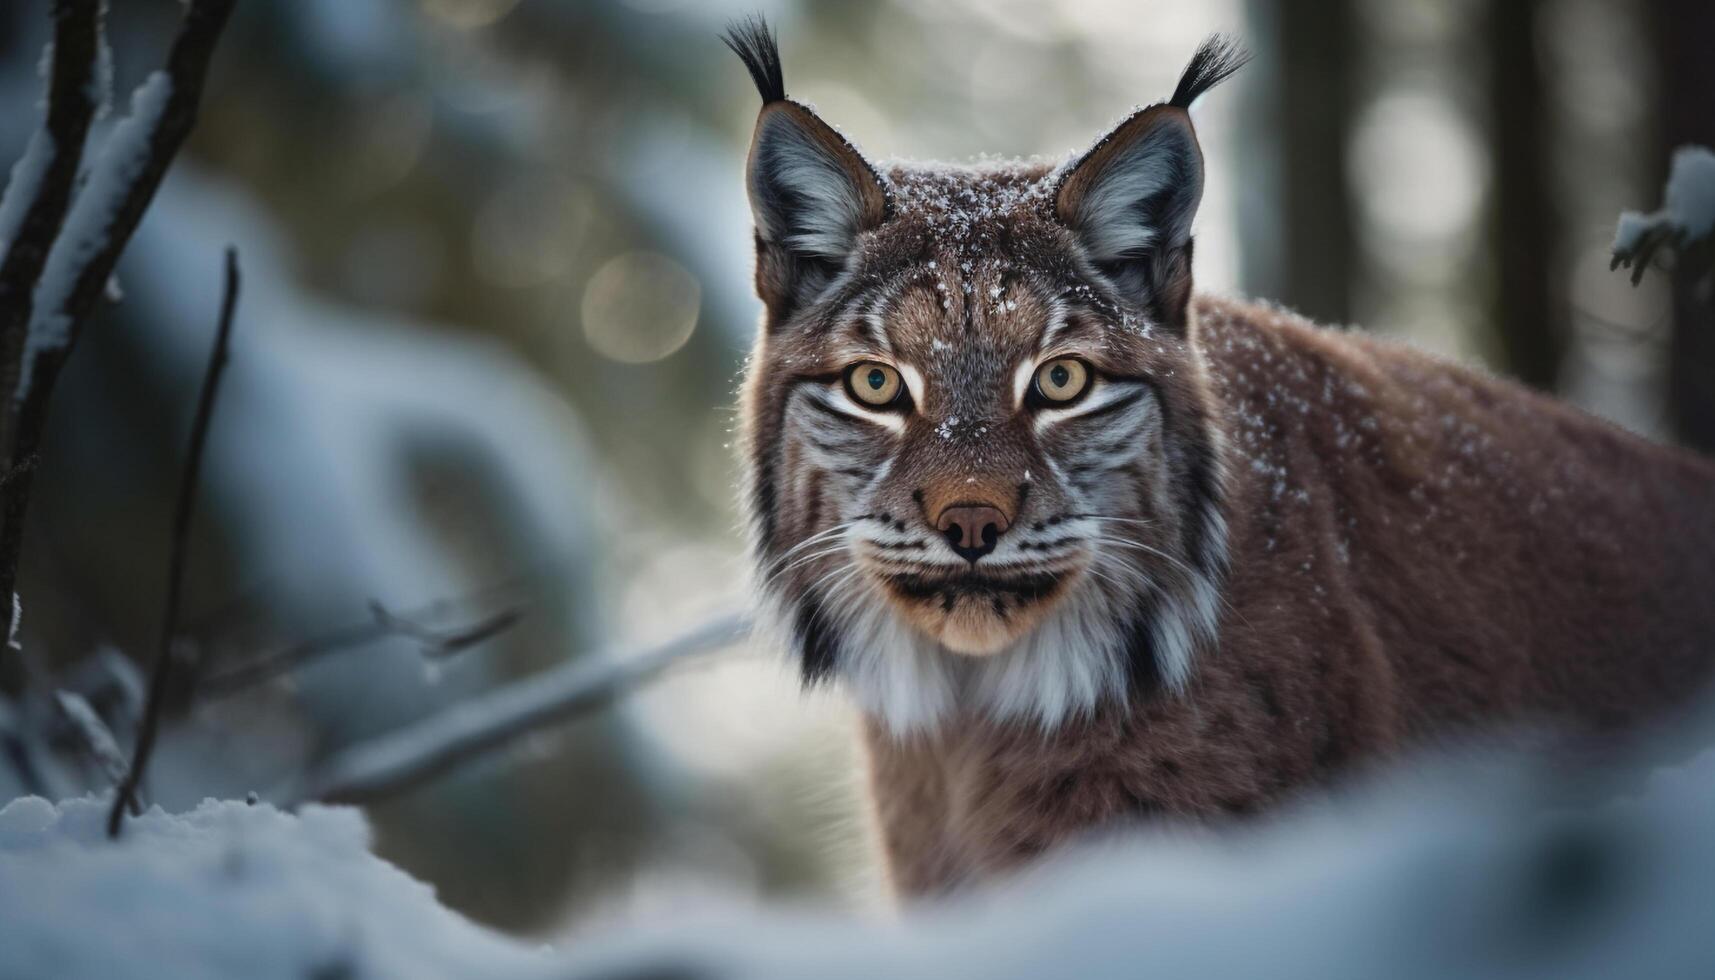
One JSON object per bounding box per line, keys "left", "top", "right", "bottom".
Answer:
{"left": 1274, "top": 0, "right": 1356, "bottom": 326}
{"left": 1648, "top": 0, "right": 1715, "bottom": 451}
{"left": 1487, "top": 0, "right": 1563, "bottom": 390}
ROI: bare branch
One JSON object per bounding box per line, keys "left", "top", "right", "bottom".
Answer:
{"left": 0, "top": 0, "right": 238, "bottom": 689}
{"left": 197, "top": 592, "right": 528, "bottom": 699}
{"left": 1612, "top": 225, "right": 1684, "bottom": 286}
{"left": 109, "top": 247, "right": 239, "bottom": 838}
{"left": 281, "top": 612, "right": 750, "bottom": 807}
{"left": 366, "top": 601, "right": 525, "bottom": 660}
{"left": 53, "top": 690, "right": 140, "bottom": 814}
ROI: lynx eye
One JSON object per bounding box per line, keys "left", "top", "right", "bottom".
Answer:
{"left": 844, "top": 362, "right": 905, "bottom": 408}
{"left": 1033, "top": 357, "right": 1090, "bottom": 404}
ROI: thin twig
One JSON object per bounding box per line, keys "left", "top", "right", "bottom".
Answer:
{"left": 1613, "top": 225, "right": 1685, "bottom": 286}
{"left": 53, "top": 690, "right": 140, "bottom": 814}
{"left": 197, "top": 593, "right": 528, "bottom": 699}
{"left": 366, "top": 601, "right": 525, "bottom": 660}
{"left": 0, "top": 0, "right": 238, "bottom": 689}
{"left": 280, "top": 612, "right": 750, "bottom": 807}
{"left": 109, "top": 247, "right": 239, "bottom": 838}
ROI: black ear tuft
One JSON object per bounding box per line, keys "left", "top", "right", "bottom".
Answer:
{"left": 1169, "top": 34, "right": 1250, "bottom": 109}
{"left": 723, "top": 15, "right": 786, "bottom": 105}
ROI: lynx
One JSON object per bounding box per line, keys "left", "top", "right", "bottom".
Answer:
{"left": 725, "top": 18, "right": 1715, "bottom": 895}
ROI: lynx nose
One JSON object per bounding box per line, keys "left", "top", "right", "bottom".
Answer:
{"left": 936, "top": 504, "right": 1011, "bottom": 563}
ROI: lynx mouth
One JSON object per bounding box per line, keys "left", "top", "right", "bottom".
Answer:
{"left": 876, "top": 568, "right": 1078, "bottom": 655}
{"left": 882, "top": 570, "right": 1068, "bottom": 610}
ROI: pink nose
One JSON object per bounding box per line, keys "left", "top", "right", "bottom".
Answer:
{"left": 936, "top": 504, "right": 1010, "bottom": 563}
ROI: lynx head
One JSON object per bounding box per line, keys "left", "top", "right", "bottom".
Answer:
{"left": 728, "top": 18, "right": 1246, "bottom": 734}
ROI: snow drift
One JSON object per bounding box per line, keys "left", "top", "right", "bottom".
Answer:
{"left": 0, "top": 796, "right": 547, "bottom": 980}
{"left": 7, "top": 726, "right": 1715, "bottom": 980}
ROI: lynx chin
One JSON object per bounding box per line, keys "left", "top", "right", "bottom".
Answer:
{"left": 725, "top": 17, "right": 1715, "bottom": 895}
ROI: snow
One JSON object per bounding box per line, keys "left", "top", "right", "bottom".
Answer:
{"left": 123, "top": 169, "right": 609, "bottom": 750}
{"left": 90, "top": 22, "right": 114, "bottom": 114}
{"left": 52, "top": 691, "right": 127, "bottom": 785}
{"left": 21, "top": 72, "right": 173, "bottom": 400}
{"left": 281, "top": 612, "right": 748, "bottom": 805}
{"left": 7, "top": 727, "right": 1715, "bottom": 977}
{"left": 0, "top": 130, "right": 55, "bottom": 255}
{"left": 0, "top": 795, "right": 548, "bottom": 980}
{"left": 1613, "top": 144, "right": 1715, "bottom": 252}
{"left": 550, "top": 742, "right": 1715, "bottom": 979}
{"left": 39, "top": 168, "right": 670, "bottom": 918}
{"left": 888, "top": 163, "right": 1054, "bottom": 260}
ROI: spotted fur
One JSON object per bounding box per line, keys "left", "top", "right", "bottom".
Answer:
{"left": 728, "top": 20, "right": 1715, "bottom": 895}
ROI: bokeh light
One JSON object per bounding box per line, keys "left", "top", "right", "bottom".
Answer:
{"left": 418, "top": 0, "right": 520, "bottom": 31}
{"left": 580, "top": 251, "right": 702, "bottom": 364}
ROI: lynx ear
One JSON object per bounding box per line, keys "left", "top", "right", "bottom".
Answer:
{"left": 747, "top": 103, "right": 890, "bottom": 261}
{"left": 1056, "top": 107, "right": 1203, "bottom": 275}
{"left": 725, "top": 17, "right": 890, "bottom": 318}
{"left": 1055, "top": 35, "right": 1247, "bottom": 329}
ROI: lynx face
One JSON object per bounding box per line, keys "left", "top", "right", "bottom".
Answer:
{"left": 729, "top": 22, "right": 1244, "bottom": 733}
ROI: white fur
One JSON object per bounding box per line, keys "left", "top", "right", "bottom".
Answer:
{"left": 1036, "top": 297, "right": 1074, "bottom": 351}
{"left": 1010, "top": 360, "right": 1037, "bottom": 408}
{"left": 789, "top": 508, "right": 1227, "bottom": 736}
{"left": 806, "top": 385, "right": 907, "bottom": 434}
{"left": 788, "top": 373, "right": 1226, "bottom": 733}
{"left": 894, "top": 362, "right": 927, "bottom": 407}
{"left": 830, "top": 571, "right": 1226, "bottom": 736}
{"left": 1031, "top": 379, "right": 1141, "bottom": 437}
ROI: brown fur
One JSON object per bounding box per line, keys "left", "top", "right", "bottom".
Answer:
{"left": 863, "top": 295, "right": 1715, "bottom": 895}
{"left": 723, "top": 21, "right": 1715, "bottom": 900}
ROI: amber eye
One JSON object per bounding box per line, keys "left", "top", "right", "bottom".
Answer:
{"left": 845, "top": 362, "right": 904, "bottom": 408}
{"left": 1033, "top": 357, "right": 1090, "bottom": 404}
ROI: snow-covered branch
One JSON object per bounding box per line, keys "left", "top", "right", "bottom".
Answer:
{"left": 0, "top": 0, "right": 102, "bottom": 408}
{"left": 280, "top": 611, "right": 750, "bottom": 806}
{"left": 14, "top": 0, "right": 236, "bottom": 404}
{"left": 0, "top": 0, "right": 237, "bottom": 683}
{"left": 1612, "top": 145, "right": 1715, "bottom": 285}
{"left": 50, "top": 690, "right": 134, "bottom": 813}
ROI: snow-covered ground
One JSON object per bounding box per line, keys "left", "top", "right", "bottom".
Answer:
{"left": 7, "top": 726, "right": 1714, "bottom": 980}
{"left": 0, "top": 796, "right": 548, "bottom": 980}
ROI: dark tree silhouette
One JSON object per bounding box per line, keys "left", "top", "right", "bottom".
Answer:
{"left": 1487, "top": 0, "right": 1565, "bottom": 390}
{"left": 1648, "top": 0, "right": 1715, "bottom": 450}
{"left": 1273, "top": 0, "right": 1357, "bottom": 327}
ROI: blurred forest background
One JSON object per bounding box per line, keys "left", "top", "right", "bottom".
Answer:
{"left": 0, "top": 0, "right": 1709, "bottom": 939}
